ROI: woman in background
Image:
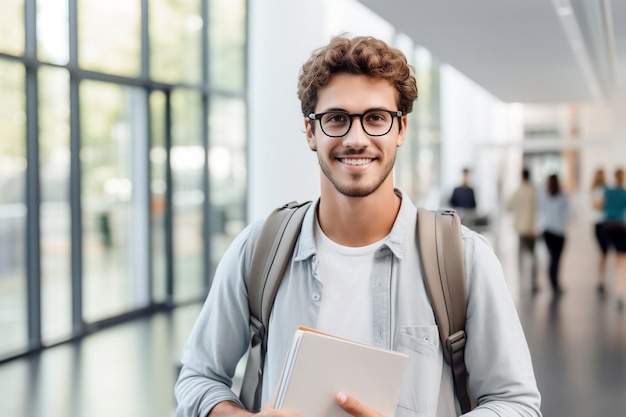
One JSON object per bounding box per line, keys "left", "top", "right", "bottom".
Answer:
{"left": 603, "top": 167, "right": 626, "bottom": 309}
{"left": 538, "top": 173, "right": 572, "bottom": 297}
{"left": 590, "top": 168, "right": 608, "bottom": 294}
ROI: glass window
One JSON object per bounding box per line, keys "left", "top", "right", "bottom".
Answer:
{"left": 0, "top": 60, "right": 27, "bottom": 356}
{"left": 0, "top": 0, "right": 24, "bottom": 56}
{"left": 0, "top": 0, "right": 248, "bottom": 361}
{"left": 80, "top": 80, "right": 150, "bottom": 323}
{"left": 78, "top": 0, "right": 141, "bottom": 76}
{"left": 39, "top": 66, "right": 72, "bottom": 343}
{"left": 209, "top": 0, "right": 246, "bottom": 91}
{"left": 150, "top": 91, "right": 167, "bottom": 303}
{"left": 150, "top": 0, "right": 203, "bottom": 84}
{"left": 37, "top": 0, "right": 70, "bottom": 65}
{"left": 208, "top": 96, "right": 246, "bottom": 267}
{"left": 413, "top": 47, "right": 442, "bottom": 207}
{"left": 171, "top": 89, "right": 205, "bottom": 301}
{"left": 392, "top": 34, "right": 417, "bottom": 200}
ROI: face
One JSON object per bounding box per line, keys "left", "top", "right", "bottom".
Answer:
{"left": 595, "top": 170, "right": 605, "bottom": 183}
{"left": 305, "top": 73, "right": 407, "bottom": 198}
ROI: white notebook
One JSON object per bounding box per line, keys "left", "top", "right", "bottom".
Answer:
{"left": 274, "top": 327, "right": 409, "bottom": 417}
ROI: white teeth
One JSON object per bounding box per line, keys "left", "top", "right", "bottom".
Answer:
{"left": 341, "top": 158, "right": 372, "bottom": 166}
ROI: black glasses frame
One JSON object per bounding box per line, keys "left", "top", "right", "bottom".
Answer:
{"left": 308, "top": 110, "right": 403, "bottom": 138}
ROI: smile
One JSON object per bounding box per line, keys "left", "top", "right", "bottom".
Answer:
{"left": 340, "top": 158, "right": 373, "bottom": 166}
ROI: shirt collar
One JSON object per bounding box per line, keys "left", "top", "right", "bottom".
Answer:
{"left": 294, "top": 189, "right": 417, "bottom": 261}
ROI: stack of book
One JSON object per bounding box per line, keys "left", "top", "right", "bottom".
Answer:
{"left": 274, "top": 327, "right": 410, "bottom": 417}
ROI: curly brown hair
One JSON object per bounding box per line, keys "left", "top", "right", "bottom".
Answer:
{"left": 297, "top": 35, "right": 418, "bottom": 118}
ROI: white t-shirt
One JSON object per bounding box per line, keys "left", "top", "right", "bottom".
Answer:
{"left": 313, "top": 219, "right": 380, "bottom": 345}
{"left": 591, "top": 186, "right": 605, "bottom": 223}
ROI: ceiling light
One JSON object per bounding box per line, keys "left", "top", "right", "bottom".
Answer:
{"left": 558, "top": 6, "right": 573, "bottom": 16}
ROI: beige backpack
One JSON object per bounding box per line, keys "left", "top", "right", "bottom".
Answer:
{"left": 240, "top": 201, "right": 472, "bottom": 413}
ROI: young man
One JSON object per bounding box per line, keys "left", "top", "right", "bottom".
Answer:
{"left": 175, "top": 35, "right": 542, "bottom": 417}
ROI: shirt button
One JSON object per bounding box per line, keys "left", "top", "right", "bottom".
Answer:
{"left": 312, "top": 294, "right": 320, "bottom": 301}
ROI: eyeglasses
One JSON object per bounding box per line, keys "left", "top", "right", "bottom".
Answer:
{"left": 308, "top": 110, "right": 402, "bottom": 138}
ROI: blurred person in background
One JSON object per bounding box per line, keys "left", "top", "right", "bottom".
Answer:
{"left": 537, "top": 173, "right": 572, "bottom": 297}
{"left": 590, "top": 167, "right": 608, "bottom": 294}
{"left": 449, "top": 167, "right": 477, "bottom": 212}
{"left": 602, "top": 167, "right": 626, "bottom": 309}
{"left": 507, "top": 168, "right": 538, "bottom": 293}
{"left": 449, "top": 167, "right": 479, "bottom": 228}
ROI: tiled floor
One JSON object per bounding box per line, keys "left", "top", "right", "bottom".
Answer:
{"left": 1, "top": 211, "right": 626, "bottom": 417}
{"left": 0, "top": 304, "right": 202, "bottom": 417}
{"left": 508, "top": 214, "right": 626, "bottom": 417}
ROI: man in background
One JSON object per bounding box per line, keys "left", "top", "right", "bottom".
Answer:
{"left": 507, "top": 168, "right": 538, "bottom": 293}
{"left": 449, "top": 167, "right": 477, "bottom": 211}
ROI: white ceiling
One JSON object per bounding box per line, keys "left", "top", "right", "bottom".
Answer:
{"left": 357, "top": 0, "right": 626, "bottom": 104}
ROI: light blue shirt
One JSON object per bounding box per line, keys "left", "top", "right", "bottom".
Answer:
{"left": 538, "top": 191, "right": 571, "bottom": 236}
{"left": 175, "top": 190, "right": 542, "bottom": 417}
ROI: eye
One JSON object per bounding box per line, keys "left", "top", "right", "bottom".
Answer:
{"left": 364, "top": 111, "right": 389, "bottom": 124}
{"left": 323, "top": 112, "right": 349, "bottom": 124}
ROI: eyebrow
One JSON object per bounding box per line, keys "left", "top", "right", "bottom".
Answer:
{"left": 317, "top": 107, "right": 393, "bottom": 113}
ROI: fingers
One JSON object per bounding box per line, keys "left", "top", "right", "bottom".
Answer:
{"left": 254, "top": 408, "right": 302, "bottom": 417}
{"left": 336, "top": 392, "right": 358, "bottom": 415}
{"left": 336, "top": 392, "right": 379, "bottom": 417}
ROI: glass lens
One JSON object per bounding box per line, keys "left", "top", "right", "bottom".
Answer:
{"left": 362, "top": 110, "right": 393, "bottom": 135}
{"left": 320, "top": 112, "right": 351, "bottom": 137}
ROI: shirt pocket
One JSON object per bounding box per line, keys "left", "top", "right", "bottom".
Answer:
{"left": 394, "top": 325, "right": 442, "bottom": 417}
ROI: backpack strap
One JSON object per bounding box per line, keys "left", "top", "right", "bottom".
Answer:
{"left": 240, "top": 201, "right": 312, "bottom": 411}
{"left": 416, "top": 207, "right": 473, "bottom": 413}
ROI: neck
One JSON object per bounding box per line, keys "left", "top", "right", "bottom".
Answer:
{"left": 317, "top": 186, "right": 401, "bottom": 247}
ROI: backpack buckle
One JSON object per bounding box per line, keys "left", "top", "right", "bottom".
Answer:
{"left": 249, "top": 316, "right": 265, "bottom": 347}
{"left": 446, "top": 330, "right": 466, "bottom": 353}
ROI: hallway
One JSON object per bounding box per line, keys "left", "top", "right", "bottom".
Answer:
{"left": 504, "top": 210, "right": 626, "bottom": 417}
{"left": 1, "top": 210, "right": 626, "bottom": 417}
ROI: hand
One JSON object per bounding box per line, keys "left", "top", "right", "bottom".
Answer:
{"left": 253, "top": 400, "right": 303, "bottom": 417}
{"left": 335, "top": 392, "right": 387, "bottom": 417}
{"left": 253, "top": 409, "right": 302, "bottom": 417}
{"left": 209, "top": 401, "right": 301, "bottom": 417}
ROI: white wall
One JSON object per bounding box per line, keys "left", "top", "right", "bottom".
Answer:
{"left": 247, "top": 0, "right": 326, "bottom": 222}
{"left": 440, "top": 64, "right": 523, "bottom": 216}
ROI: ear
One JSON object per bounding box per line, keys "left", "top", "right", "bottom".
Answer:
{"left": 305, "top": 118, "right": 317, "bottom": 151}
{"left": 396, "top": 115, "right": 408, "bottom": 147}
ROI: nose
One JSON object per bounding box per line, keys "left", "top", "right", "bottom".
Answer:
{"left": 342, "top": 116, "right": 369, "bottom": 148}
